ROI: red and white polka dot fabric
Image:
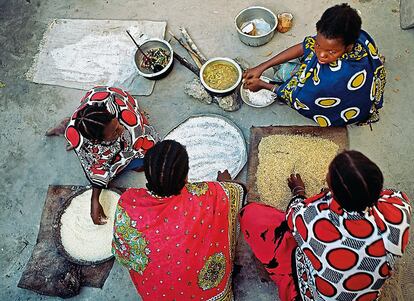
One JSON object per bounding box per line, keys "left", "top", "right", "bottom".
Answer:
{"left": 65, "top": 86, "right": 158, "bottom": 187}
{"left": 287, "top": 189, "right": 411, "bottom": 301}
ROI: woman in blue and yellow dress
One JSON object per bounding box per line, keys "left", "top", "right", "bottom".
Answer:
{"left": 243, "top": 3, "right": 386, "bottom": 126}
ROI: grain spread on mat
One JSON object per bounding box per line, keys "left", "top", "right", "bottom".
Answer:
{"left": 256, "top": 134, "right": 339, "bottom": 209}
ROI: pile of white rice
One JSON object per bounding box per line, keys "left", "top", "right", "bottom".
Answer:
{"left": 246, "top": 89, "right": 275, "bottom": 106}
{"left": 60, "top": 189, "right": 120, "bottom": 262}
{"left": 256, "top": 134, "right": 339, "bottom": 209}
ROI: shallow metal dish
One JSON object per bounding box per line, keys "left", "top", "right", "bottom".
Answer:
{"left": 240, "top": 76, "right": 277, "bottom": 108}
{"left": 235, "top": 6, "right": 278, "bottom": 47}
{"left": 134, "top": 38, "right": 174, "bottom": 80}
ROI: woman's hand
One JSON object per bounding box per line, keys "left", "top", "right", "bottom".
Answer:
{"left": 288, "top": 173, "right": 306, "bottom": 196}
{"left": 320, "top": 187, "right": 330, "bottom": 194}
{"left": 91, "top": 201, "right": 107, "bottom": 225}
{"left": 243, "top": 66, "right": 264, "bottom": 80}
{"left": 217, "top": 169, "right": 232, "bottom": 181}
{"left": 243, "top": 78, "right": 268, "bottom": 92}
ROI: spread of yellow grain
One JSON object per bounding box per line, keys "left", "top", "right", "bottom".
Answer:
{"left": 256, "top": 134, "right": 339, "bottom": 209}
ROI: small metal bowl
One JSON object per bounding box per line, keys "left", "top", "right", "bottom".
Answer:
{"left": 199, "top": 57, "right": 242, "bottom": 96}
{"left": 235, "top": 6, "right": 278, "bottom": 47}
{"left": 134, "top": 38, "right": 174, "bottom": 80}
{"left": 240, "top": 76, "right": 277, "bottom": 108}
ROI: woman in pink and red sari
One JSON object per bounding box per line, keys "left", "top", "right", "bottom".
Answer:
{"left": 112, "top": 140, "right": 246, "bottom": 300}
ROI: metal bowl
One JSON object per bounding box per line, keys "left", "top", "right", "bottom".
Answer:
{"left": 235, "top": 6, "right": 278, "bottom": 47}
{"left": 199, "top": 57, "right": 242, "bottom": 95}
{"left": 134, "top": 38, "right": 174, "bottom": 80}
{"left": 240, "top": 76, "right": 277, "bottom": 108}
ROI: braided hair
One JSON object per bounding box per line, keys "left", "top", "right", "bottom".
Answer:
{"left": 74, "top": 105, "right": 115, "bottom": 141}
{"left": 144, "top": 140, "right": 189, "bottom": 197}
{"left": 316, "top": 3, "right": 362, "bottom": 46}
{"left": 328, "top": 150, "right": 383, "bottom": 212}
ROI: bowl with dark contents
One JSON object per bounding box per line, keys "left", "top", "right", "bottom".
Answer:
{"left": 134, "top": 38, "right": 174, "bottom": 80}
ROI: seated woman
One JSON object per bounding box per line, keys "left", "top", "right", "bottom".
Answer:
{"left": 65, "top": 86, "right": 158, "bottom": 224}
{"left": 243, "top": 4, "right": 385, "bottom": 126}
{"left": 111, "top": 140, "right": 246, "bottom": 300}
{"left": 240, "top": 150, "right": 411, "bottom": 301}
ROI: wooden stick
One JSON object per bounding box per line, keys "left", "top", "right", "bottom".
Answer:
{"left": 168, "top": 31, "right": 203, "bottom": 67}
{"left": 179, "top": 27, "right": 207, "bottom": 63}
{"left": 173, "top": 52, "right": 200, "bottom": 75}
{"left": 126, "top": 30, "right": 150, "bottom": 63}
{"left": 169, "top": 31, "right": 200, "bottom": 59}
{"left": 189, "top": 52, "right": 203, "bottom": 68}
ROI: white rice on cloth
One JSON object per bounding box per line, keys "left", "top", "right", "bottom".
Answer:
{"left": 256, "top": 134, "right": 339, "bottom": 210}
{"left": 164, "top": 115, "right": 247, "bottom": 182}
{"left": 60, "top": 189, "right": 120, "bottom": 262}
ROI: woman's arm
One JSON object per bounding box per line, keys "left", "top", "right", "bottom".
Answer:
{"left": 91, "top": 187, "right": 107, "bottom": 225}
{"left": 217, "top": 170, "right": 248, "bottom": 195}
{"left": 243, "top": 43, "right": 305, "bottom": 80}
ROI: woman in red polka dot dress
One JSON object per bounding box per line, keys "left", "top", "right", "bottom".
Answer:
{"left": 65, "top": 86, "right": 159, "bottom": 225}
{"left": 112, "top": 140, "right": 246, "bottom": 300}
{"left": 240, "top": 150, "right": 411, "bottom": 301}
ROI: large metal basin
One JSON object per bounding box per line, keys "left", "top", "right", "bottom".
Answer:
{"left": 235, "top": 6, "right": 278, "bottom": 47}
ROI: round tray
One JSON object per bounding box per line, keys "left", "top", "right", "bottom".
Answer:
{"left": 53, "top": 187, "right": 122, "bottom": 266}
{"left": 164, "top": 114, "right": 247, "bottom": 182}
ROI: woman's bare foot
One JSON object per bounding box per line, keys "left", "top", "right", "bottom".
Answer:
{"left": 66, "top": 142, "right": 74, "bottom": 151}
{"left": 45, "top": 117, "right": 70, "bottom": 136}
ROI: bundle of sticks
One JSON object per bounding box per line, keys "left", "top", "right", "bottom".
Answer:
{"left": 169, "top": 27, "right": 206, "bottom": 74}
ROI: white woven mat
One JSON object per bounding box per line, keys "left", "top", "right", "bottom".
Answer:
{"left": 27, "top": 19, "right": 167, "bottom": 96}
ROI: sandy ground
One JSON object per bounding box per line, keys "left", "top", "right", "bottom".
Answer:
{"left": 0, "top": 0, "right": 413, "bottom": 300}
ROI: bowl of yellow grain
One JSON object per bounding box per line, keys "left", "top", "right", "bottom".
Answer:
{"left": 200, "top": 57, "right": 242, "bottom": 96}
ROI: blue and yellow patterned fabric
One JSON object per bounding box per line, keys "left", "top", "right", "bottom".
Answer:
{"left": 277, "top": 30, "right": 386, "bottom": 126}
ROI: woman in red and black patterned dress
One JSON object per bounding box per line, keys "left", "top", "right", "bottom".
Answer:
{"left": 65, "top": 86, "right": 159, "bottom": 225}
{"left": 240, "top": 150, "right": 411, "bottom": 301}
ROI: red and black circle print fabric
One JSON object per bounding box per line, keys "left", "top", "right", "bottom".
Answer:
{"left": 286, "top": 190, "right": 411, "bottom": 301}
{"left": 65, "top": 86, "right": 159, "bottom": 187}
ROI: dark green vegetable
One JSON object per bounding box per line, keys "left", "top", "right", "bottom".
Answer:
{"left": 140, "top": 48, "right": 170, "bottom": 71}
